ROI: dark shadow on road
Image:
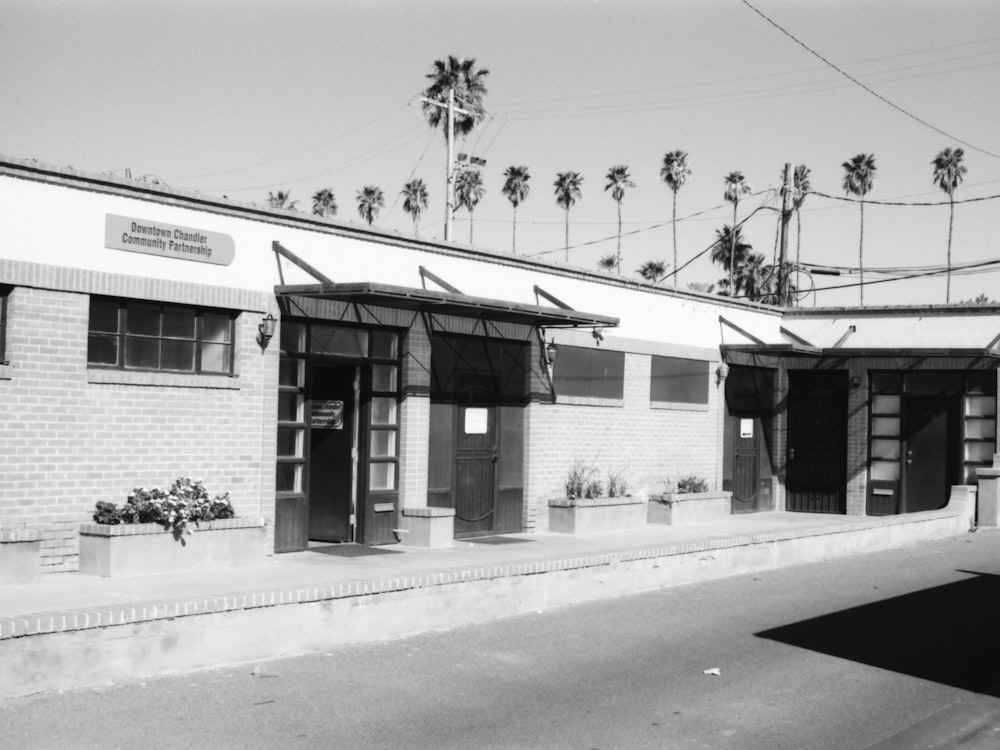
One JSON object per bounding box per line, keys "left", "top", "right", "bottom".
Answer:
{"left": 756, "top": 570, "right": 1000, "bottom": 697}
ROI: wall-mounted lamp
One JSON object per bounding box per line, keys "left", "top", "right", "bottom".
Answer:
{"left": 256, "top": 313, "right": 277, "bottom": 351}
{"left": 545, "top": 339, "right": 559, "bottom": 367}
{"left": 850, "top": 374, "right": 863, "bottom": 389}
{"left": 716, "top": 362, "right": 730, "bottom": 385}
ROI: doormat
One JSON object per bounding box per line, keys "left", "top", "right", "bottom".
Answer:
{"left": 309, "top": 544, "right": 403, "bottom": 557}
{"left": 465, "top": 536, "right": 534, "bottom": 546}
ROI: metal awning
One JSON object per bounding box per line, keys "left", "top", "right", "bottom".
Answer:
{"left": 274, "top": 281, "right": 620, "bottom": 329}
{"left": 722, "top": 343, "right": 1000, "bottom": 358}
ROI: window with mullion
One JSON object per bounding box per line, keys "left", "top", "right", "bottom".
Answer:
{"left": 368, "top": 332, "right": 400, "bottom": 492}
{"left": 87, "top": 298, "right": 234, "bottom": 374}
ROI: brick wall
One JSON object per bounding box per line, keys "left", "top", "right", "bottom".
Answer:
{"left": 525, "top": 351, "right": 723, "bottom": 531}
{"left": 0, "top": 266, "right": 277, "bottom": 573}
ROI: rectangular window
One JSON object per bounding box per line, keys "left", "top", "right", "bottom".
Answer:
{"left": 650, "top": 355, "right": 709, "bottom": 405}
{"left": 0, "top": 285, "right": 9, "bottom": 363}
{"left": 554, "top": 345, "right": 625, "bottom": 399}
{"left": 87, "top": 298, "right": 235, "bottom": 374}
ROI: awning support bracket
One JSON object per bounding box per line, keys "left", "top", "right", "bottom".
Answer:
{"left": 273, "top": 241, "right": 334, "bottom": 286}
{"left": 719, "top": 315, "right": 765, "bottom": 346}
{"left": 419, "top": 266, "right": 463, "bottom": 295}
{"left": 831, "top": 325, "right": 857, "bottom": 349}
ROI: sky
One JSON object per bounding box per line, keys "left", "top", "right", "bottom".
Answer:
{"left": 3, "top": 0, "right": 1000, "bottom": 307}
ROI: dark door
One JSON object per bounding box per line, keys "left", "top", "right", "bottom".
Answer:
{"left": 732, "top": 417, "right": 759, "bottom": 513}
{"left": 786, "top": 371, "right": 847, "bottom": 513}
{"left": 308, "top": 364, "right": 358, "bottom": 542}
{"left": 454, "top": 372, "right": 497, "bottom": 537}
{"left": 902, "top": 396, "right": 959, "bottom": 512}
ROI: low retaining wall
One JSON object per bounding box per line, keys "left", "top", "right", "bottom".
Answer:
{"left": 0, "top": 500, "right": 974, "bottom": 698}
{"left": 0, "top": 529, "right": 42, "bottom": 585}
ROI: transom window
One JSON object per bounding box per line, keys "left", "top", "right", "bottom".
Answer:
{"left": 87, "top": 298, "right": 235, "bottom": 374}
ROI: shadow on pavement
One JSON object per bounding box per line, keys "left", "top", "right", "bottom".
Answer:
{"left": 756, "top": 570, "right": 1000, "bottom": 697}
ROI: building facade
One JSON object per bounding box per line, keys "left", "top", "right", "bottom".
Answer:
{"left": 0, "top": 157, "right": 995, "bottom": 575}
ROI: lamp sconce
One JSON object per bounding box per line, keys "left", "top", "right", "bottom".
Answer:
{"left": 850, "top": 374, "right": 863, "bottom": 389}
{"left": 256, "top": 313, "right": 277, "bottom": 351}
{"left": 544, "top": 339, "right": 559, "bottom": 368}
{"left": 716, "top": 362, "right": 730, "bottom": 385}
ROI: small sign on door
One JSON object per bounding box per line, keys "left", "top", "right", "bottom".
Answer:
{"left": 464, "top": 407, "right": 488, "bottom": 435}
{"left": 740, "top": 418, "right": 754, "bottom": 439}
{"left": 312, "top": 400, "right": 344, "bottom": 429}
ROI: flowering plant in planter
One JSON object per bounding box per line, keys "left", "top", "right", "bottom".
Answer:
{"left": 93, "top": 477, "right": 234, "bottom": 539}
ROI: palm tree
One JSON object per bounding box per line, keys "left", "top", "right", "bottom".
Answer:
{"left": 604, "top": 165, "right": 635, "bottom": 274}
{"left": 710, "top": 224, "right": 753, "bottom": 297}
{"left": 842, "top": 153, "right": 877, "bottom": 305}
{"left": 267, "top": 190, "right": 298, "bottom": 211}
{"left": 355, "top": 185, "right": 385, "bottom": 226}
{"left": 554, "top": 171, "right": 584, "bottom": 262}
{"left": 421, "top": 56, "right": 490, "bottom": 139}
{"left": 598, "top": 254, "right": 618, "bottom": 272}
{"left": 791, "top": 165, "right": 811, "bottom": 296}
{"left": 311, "top": 188, "right": 337, "bottom": 218}
{"left": 454, "top": 168, "right": 485, "bottom": 244}
{"left": 722, "top": 171, "right": 752, "bottom": 295}
{"left": 660, "top": 150, "right": 692, "bottom": 290}
{"left": 401, "top": 178, "right": 429, "bottom": 236}
{"left": 502, "top": 165, "right": 531, "bottom": 253}
{"left": 638, "top": 260, "right": 668, "bottom": 283}
{"left": 931, "top": 147, "right": 967, "bottom": 303}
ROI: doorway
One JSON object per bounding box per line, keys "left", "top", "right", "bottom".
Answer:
{"left": 308, "top": 363, "right": 360, "bottom": 542}
{"left": 901, "top": 395, "right": 960, "bottom": 512}
{"left": 786, "top": 371, "right": 847, "bottom": 513}
{"left": 453, "top": 371, "right": 498, "bottom": 536}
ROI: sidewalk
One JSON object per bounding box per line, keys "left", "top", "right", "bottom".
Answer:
{"left": 1, "top": 506, "right": 975, "bottom": 698}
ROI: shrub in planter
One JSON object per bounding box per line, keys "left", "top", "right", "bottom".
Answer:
{"left": 92, "top": 477, "right": 235, "bottom": 540}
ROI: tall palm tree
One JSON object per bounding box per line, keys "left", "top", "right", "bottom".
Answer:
{"left": 421, "top": 56, "right": 490, "bottom": 139}
{"left": 710, "top": 224, "right": 753, "bottom": 297}
{"left": 637, "top": 260, "right": 668, "bottom": 283}
{"left": 598, "top": 254, "right": 618, "bottom": 272}
{"left": 267, "top": 190, "right": 298, "bottom": 211}
{"left": 722, "top": 171, "right": 752, "bottom": 295}
{"left": 931, "top": 147, "right": 967, "bottom": 303}
{"left": 355, "top": 185, "right": 385, "bottom": 226}
{"left": 501, "top": 165, "right": 531, "bottom": 254}
{"left": 554, "top": 171, "right": 583, "bottom": 262}
{"left": 660, "top": 150, "right": 692, "bottom": 290}
{"left": 454, "top": 168, "right": 485, "bottom": 244}
{"left": 604, "top": 165, "right": 635, "bottom": 274}
{"left": 311, "top": 188, "right": 337, "bottom": 218}
{"left": 791, "top": 165, "right": 811, "bottom": 295}
{"left": 400, "top": 178, "right": 429, "bottom": 236}
{"left": 842, "top": 153, "right": 877, "bottom": 305}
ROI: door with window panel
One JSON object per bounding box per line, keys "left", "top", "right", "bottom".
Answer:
{"left": 275, "top": 323, "right": 308, "bottom": 552}
{"left": 364, "top": 331, "right": 400, "bottom": 544}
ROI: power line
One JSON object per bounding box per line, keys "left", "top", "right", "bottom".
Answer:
{"left": 807, "top": 189, "right": 1000, "bottom": 207}
{"left": 741, "top": 0, "right": 1000, "bottom": 160}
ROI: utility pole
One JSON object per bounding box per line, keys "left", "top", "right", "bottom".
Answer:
{"left": 778, "top": 163, "right": 793, "bottom": 306}
{"left": 421, "top": 89, "right": 474, "bottom": 242}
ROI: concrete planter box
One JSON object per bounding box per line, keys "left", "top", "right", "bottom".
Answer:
{"left": 647, "top": 491, "right": 733, "bottom": 525}
{"left": 548, "top": 496, "right": 645, "bottom": 534}
{"left": 78, "top": 517, "right": 267, "bottom": 578}
{"left": 0, "top": 529, "right": 42, "bottom": 585}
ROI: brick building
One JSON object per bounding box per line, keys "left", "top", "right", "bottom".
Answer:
{"left": 1, "top": 157, "right": 996, "bottom": 576}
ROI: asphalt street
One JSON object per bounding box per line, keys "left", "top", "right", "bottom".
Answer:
{"left": 5, "top": 530, "right": 1000, "bottom": 749}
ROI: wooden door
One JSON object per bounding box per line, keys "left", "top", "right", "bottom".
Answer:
{"left": 308, "top": 364, "right": 358, "bottom": 542}
{"left": 732, "top": 417, "right": 759, "bottom": 513}
{"left": 902, "top": 396, "right": 959, "bottom": 512}
{"left": 454, "top": 373, "right": 497, "bottom": 537}
{"left": 786, "top": 372, "right": 847, "bottom": 513}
